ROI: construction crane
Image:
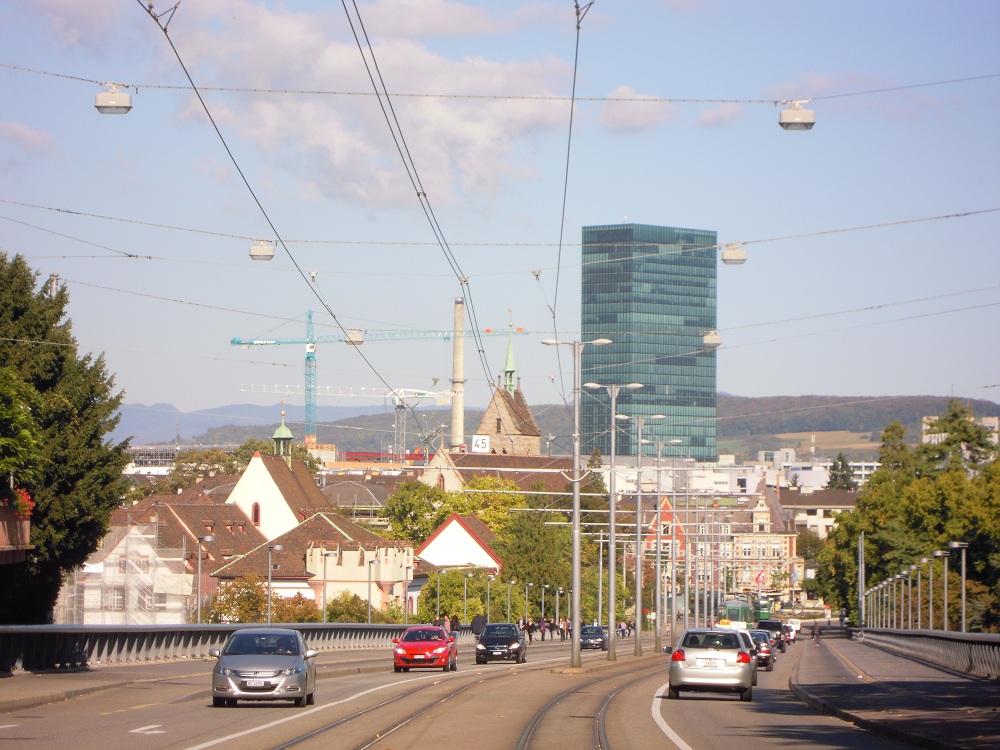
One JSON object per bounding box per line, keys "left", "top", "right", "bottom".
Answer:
{"left": 232, "top": 310, "right": 526, "bottom": 448}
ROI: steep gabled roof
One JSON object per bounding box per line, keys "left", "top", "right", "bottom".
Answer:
{"left": 496, "top": 386, "right": 540, "bottom": 437}
{"left": 258, "top": 454, "right": 332, "bottom": 520}
{"left": 415, "top": 512, "right": 503, "bottom": 572}
{"left": 153, "top": 502, "right": 266, "bottom": 560}
{"left": 212, "top": 511, "right": 408, "bottom": 579}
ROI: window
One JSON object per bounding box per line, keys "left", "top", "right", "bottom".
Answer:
{"left": 107, "top": 587, "right": 125, "bottom": 610}
{"left": 118, "top": 556, "right": 150, "bottom": 574}
{"left": 252, "top": 502, "right": 261, "bottom": 526}
{"left": 495, "top": 418, "right": 502, "bottom": 434}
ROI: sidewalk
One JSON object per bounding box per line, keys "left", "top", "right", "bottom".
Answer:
{"left": 790, "top": 630, "right": 1000, "bottom": 750}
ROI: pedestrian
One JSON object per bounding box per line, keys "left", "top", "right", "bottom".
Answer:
{"left": 540, "top": 618, "right": 546, "bottom": 641}
{"left": 443, "top": 615, "right": 451, "bottom": 633}
{"left": 471, "top": 612, "right": 486, "bottom": 639}
{"left": 812, "top": 622, "right": 820, "bottom": 646}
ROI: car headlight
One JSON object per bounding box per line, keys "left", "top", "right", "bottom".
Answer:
{"left": 432, "top": 646, "right": 448, "bottom": 655}
{"left": 394, "top": 647, "right": 406, "bottom": 655}
{"left": 510, "top": 642, "right": 520, "bottom": 650}
{"left": 280, "top": 665, "right": 304, "bottom": 675}
{"left": 216, "top": 666, "right": 234, "bottom": 676}
{"left": 475, "top": 643, "right": 486, "bottom": 651}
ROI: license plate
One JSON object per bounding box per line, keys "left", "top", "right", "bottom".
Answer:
{"left": 413, "top": 654, "right": 425, "bottom": 659}
{"left": 245, "top": 680, "right": 266, "bottom": 687}
{"left": 492, "top": 651, "right": 503, "bottom": 656}
{"left": 699, "top": 659, "right": 719, "bottom": 668}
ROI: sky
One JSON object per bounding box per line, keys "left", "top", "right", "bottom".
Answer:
{"left": 2, "top": 0, "right": 999, "bottom": 437}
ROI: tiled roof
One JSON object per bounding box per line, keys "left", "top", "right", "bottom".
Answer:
{"left": 152, "top": 502, "right": 266, "bottom": 560}
{"left": 498, "top": 386, "right": 540, "bottom": 437}
{"left": 258, "top": 454, "right": 333, "bottom": 520}
{"left": 320, "top": 475, "right": 408, "bottom": 508}
{"left": 212, "top": 511, "right": 408, "bottom": 579}
{"left": 448, "top": 453, "right": 573, "bottom": 494}
{"left": 778, "top": 488, "right": 859, "bottom": 509}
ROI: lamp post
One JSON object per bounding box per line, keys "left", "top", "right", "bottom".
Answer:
{"left": 555, "top": 587, "right": 563, "bottom": 623}
{"left": 321, "top": 550, "right": 337, "bottom": 624}
{"left": 404, "top": 565, "right": 413, "bottom": 625}
{"left": 541, "top": 584, "right": 550, "bottom": 622}
{"left": 266, "top": 544, "right": 284, "bottom": 625}
{"left": 908, "top": 565, "right": 918, "bottom": 629}
{"left": 196, "top": 534, "right": 215, "bottom": 625}
{"left": 486, "top": 575, "right": 495, "bottom": 621}
{"left": 436, "top": 570, "right": 443, "bottom": 619}
{"left": 507, "top": 580, "right": 516, "bottom": 621}
{"left": 544, "top": 337, "right": 611, "bottom": 669}
{"left": 621, "top": 414, "right": 664, "bottom": 656}
{"left": 464, "top": 572, "right": 474, "bottom": 624}
{"left": 917, "top": 558, "right": 930, "bottom": 629}
{"left": 934, "top": 549, "right": 950, "bottom": 630}
{"left": 583, "top": 376, "right": 641, "bottom": 662}
{"left": 367, "top": 559, "right": 376, "bottom": 623}
{"left": 524, "top": 582, "right": 534, "bottom": 621}
{"left": 948, "top": 541, "right": 969, "bottom": 632}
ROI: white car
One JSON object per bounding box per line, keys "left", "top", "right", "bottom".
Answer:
{"left": 787, "top": 618, "right": 802, "bottom": 632}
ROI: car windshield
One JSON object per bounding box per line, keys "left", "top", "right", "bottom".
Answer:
{"left": 482, "top": 625, "right": 517, "bottom": 637}
{"left": 402, "top": 629, "right": 445, "bottom": 642}
{"left": 224, "top": 633, "right": 299, "bottom": 656}
{"left": 581, "top": 627, "right": 602, "bottom": 636}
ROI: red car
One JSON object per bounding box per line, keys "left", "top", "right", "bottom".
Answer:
{"left": 393, "top": 626, "right": 458, "bottom": 672}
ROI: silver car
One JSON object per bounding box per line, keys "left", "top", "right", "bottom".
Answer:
{"left": 210, "top": 628, "right": 317, "bottom": 707}
{"left": 667, "top": 628, "right": 755, "bottom": 702}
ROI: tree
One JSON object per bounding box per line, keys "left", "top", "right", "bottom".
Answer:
{"left": 381, "top": 480, "right": 449, "bottom": 544}
{"left": 797, "top": 529, "right": 825, "bottom": 562}
{"left": 0, "top": 366, "right": 41, "bottom": 495}
{"left": 825, "top": 453, "right": 858, "bottom": 490}
{"left": 0, "top": 255, "right": 131, "bottom": 623}
{"left": 208, "top": 575, "right": 268, "bottom": 623}
{"left": 272, "top": 592, "right": 321, "bottom": 623}
{"left": 916, "top": 400, "right": 997, "bottom": 476}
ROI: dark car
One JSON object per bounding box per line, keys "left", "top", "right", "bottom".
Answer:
{"left": 748, "top": 629, "right": 775, "bottom": 671}
{"left": 579, "top": 624, "right": 609, "bottom": 651}
{"left": 475, "top": 623, "right": 527, "bottom": 664}
{"left": 209, "top": 628, "right": 317, "bottom": 707}
{"left": 757, "top": 619, "right": 787, "bottom": 653}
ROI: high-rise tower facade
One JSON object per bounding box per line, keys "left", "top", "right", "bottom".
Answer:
{"left": 580, "top": 223, "right": 718, "bottom": 462}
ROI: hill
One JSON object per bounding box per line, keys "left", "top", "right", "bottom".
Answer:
{"left": 116, "top": 395, "right": 999, "bottom": 462}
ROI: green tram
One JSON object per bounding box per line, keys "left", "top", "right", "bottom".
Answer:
{"left": 719, "top": 597, "right": 771, "bottom": 629}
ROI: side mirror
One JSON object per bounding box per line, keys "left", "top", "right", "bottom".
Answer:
{"left": 305, "top": 649, "right": 319, "bottom": 659}
{"left": 208, "top": 648, "right": 220, "bottom": 658}
{"left": 392, "top": 638, "right": 399, "bottom": 644}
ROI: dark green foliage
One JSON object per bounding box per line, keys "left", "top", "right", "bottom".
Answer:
{"left": 0, "top": 255, "right": 130, "bottom": 623}
{"left": 826, "top": 452, "right": 858, "bottom": 490}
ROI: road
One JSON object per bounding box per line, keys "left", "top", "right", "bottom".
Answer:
{"left": 0, "top": 634, "right": 924, "bottom": 750}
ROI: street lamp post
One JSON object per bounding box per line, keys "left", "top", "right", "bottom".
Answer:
{"left": 486, "top": 575, "right": 494, "bottom": 621}
{"left": 266, "top": 544, "right": 284, "bottom": 625}
{"left": 556, "top": 587, "right": 563, "bottom": 623}
{"left": 507, "top": 580, "right": 515, "bottom": 621}
{"left": 541, "top": 584, "right": 550, "bottom": 623}
{"left": 404, "top": 565, "right": 413, "bottom": 625}
{"left": 583, "top": 377, "right": 641, "bottom": 662}
{"left": 948, "top": 541, "right": 969, "bottom": 632}
{"left": 524, "top": 582, "right": 534, "bottom": 621}
{"left": 367, "top": 559, "right": 376, "bottom": 624}
{"left": 196, "top": 534, "right": 215, "bottom": 625}
{"left": 321, "top": 550, "right": 337, "bottom": 624}
{"left": 464, "top": 572, "right": 474, "bottom": 625}
{"left": 623, "top": 414, "right": 664, "bottom": 656}
{"left": 436, "top": 570, "right": 443, "bottom": 619}
{"left": 908, "top": 565, "right": 918, "bottom": 629}
{"left": 934, "top": 549, "right": 950, "bottom": 630}
{"left": 544, "top": 336, "right": 611, "bottom": 669}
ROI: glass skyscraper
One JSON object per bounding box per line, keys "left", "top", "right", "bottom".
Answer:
{"left": 580, "top": 223, "right": 718, "bottom": 462}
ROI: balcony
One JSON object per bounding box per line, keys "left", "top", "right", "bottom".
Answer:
{"left": 0, "top": 505, "right": 32, "bottom": 564}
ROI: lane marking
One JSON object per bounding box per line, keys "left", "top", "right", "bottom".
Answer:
{"left": 131, "top": 725, "right": 166, "bottom": 734}
{"left": 650, "top": 680, "right": 695, "bottom": 750}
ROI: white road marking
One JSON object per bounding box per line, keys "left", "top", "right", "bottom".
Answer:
{"left": 651, "top": 680, "right": 695, "bottom": 750}
{"left": 131, "top": 725, "right": 166, "bottom": 734}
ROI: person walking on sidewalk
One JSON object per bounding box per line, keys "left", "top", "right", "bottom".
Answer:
{"left": 812, "top": 622, "right": 821, "bottom": 646}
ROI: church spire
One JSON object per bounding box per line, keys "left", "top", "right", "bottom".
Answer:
{"left": 503, "top": 312, "right": 516, "bottom": 396}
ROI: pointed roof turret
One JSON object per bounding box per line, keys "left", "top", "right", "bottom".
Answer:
{"left": 502, "top": 319, "right": 517, "bottom": 396}
{"left": 272, "top": 411, "right": 294, "bottom": 464}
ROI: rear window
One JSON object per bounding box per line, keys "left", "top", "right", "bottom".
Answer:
{"left": 682, "top": 632, "right": 740, "bottom": 649}
{"left": 758, "top": 620, "right": 783, "bottom": 630}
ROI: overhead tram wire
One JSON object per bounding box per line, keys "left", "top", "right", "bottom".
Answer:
{"left": 337, "top": 0, "right": 494, "bottom": 396}
{"left": 545, "top": 1, "right": 593, "bottom": 413}
{"left": 132, "top": 1, "right": 413, "bottom": 412}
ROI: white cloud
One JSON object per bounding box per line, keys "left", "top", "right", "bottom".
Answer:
{"left": 599, "top": 85, "right": 676, "bottom": 133}
{"left": 0, "top": 121, "right": 55, "bottom": 153}
{"left": 694, "top": 103, "right": 745, "bottom": 128}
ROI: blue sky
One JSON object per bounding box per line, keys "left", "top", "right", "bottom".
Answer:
{"left": 2, "top": 1, "right": 999, "bottom": 435}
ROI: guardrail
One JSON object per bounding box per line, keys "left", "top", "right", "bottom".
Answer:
{"left": 0, "top": 623, "right": 473, "bottom": 673}
{"left": 854, "top": 628, "right": 1000, "bottom": 680}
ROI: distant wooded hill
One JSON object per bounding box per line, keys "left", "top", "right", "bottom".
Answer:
{"left": 120, "top": 395, "right": 998, "bottom": 463}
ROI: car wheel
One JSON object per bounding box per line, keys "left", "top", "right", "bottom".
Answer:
{"left": 307, "top": 691, "right": 315, "bottom": 706}
{"left": 667, "top": 685, "right": 680, "bottom": 700}
{"left": 442, "top": 664, "right": 450, "bottom": 672}
{"left": 740, "top": 687, "right": 753, "bottom": 702}
{"left": 294, "top": 696, "right": 305, "bottom": 708}
{"left": 752, "top": 671, "right": 758, "bottom": 686}
{"left": 766, "top": 661, "right": 773, "bottom": 672}
{"left": 451, "top": 659, "right": 457, "bottom": 672}
{"left": 212, "top": 697, "right": 224, "bottom": 708}
{"left": 394, "top": 665, "right": 402, "bottom": 673}
{"left": 475, "top": 657, "right": 485, "bottom": 665}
